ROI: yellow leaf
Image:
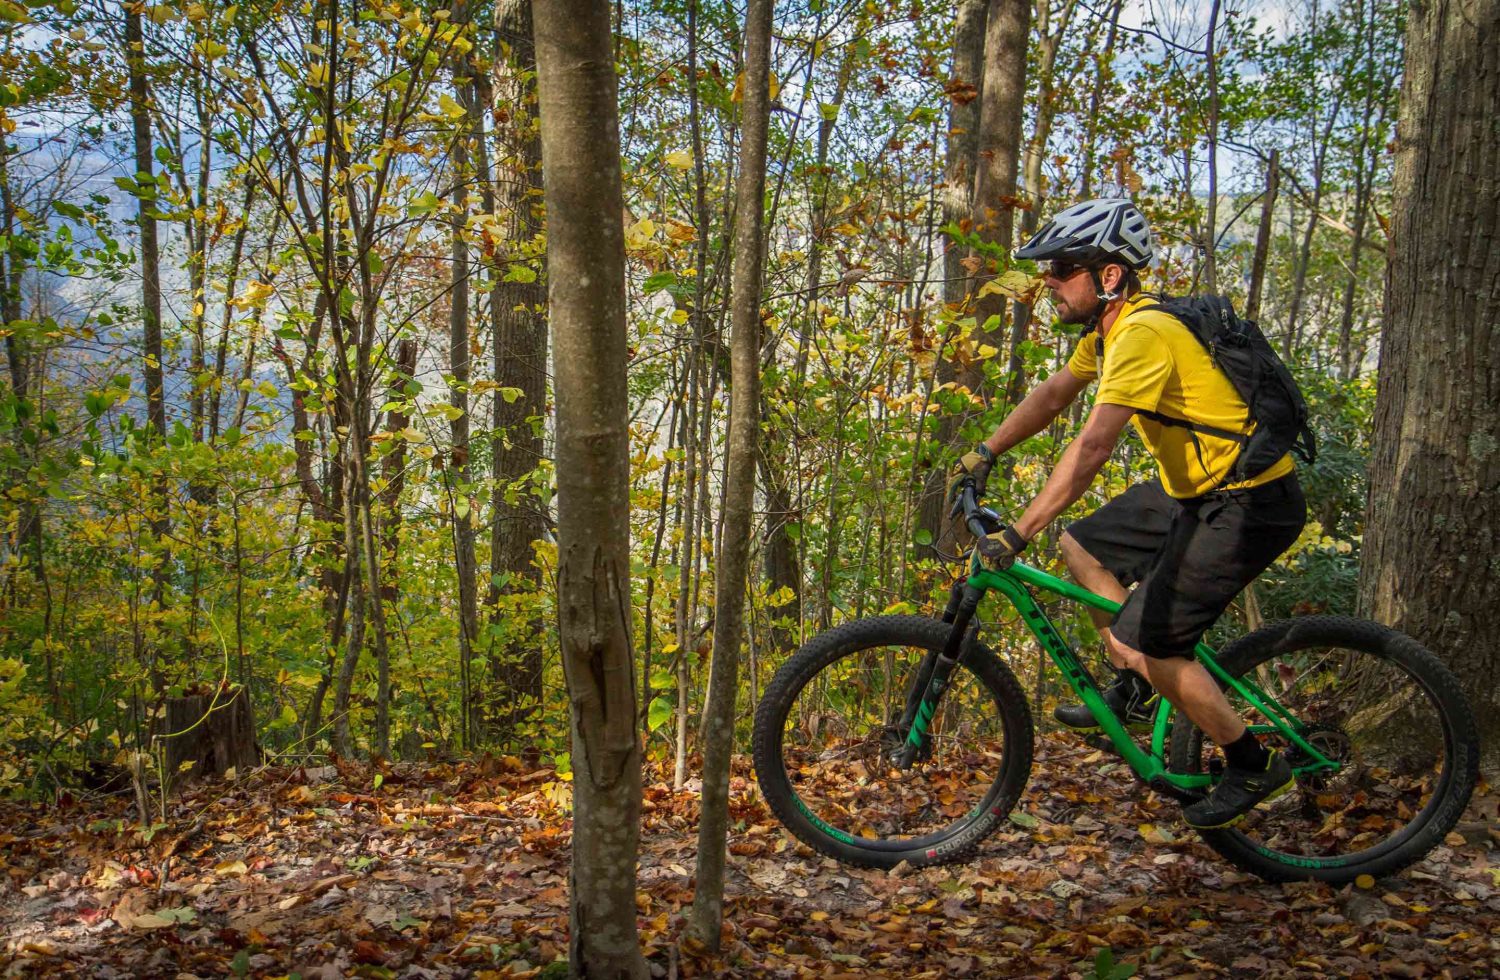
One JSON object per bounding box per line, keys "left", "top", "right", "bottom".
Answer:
{"left": 769, "top": 73, "right": 780, "bottom": 101}
{"left": 664, "top": 219, "right": 697, "bottom": 243}
{"left": 438, "top": 93, "right": 466, "bottom": 120}
{"left": 1355, "top": 873, "right": 1376, "bottom": 889}
{"left": 664, "top": 150, "right": 693, "bottom": 170}
{"left": 308, "top": 62, "right": 329, "bottom": 88}
{"left": 977, "top": 269, "right": 1045, "bottom": 303}
{"left": 398, "top": 8, "right": 422, "bottom": 31}
{"left": 214, "top": 860, "right": 248, "bottom": 877}
{"left": 661, "top": 642, "right": 679, "bottom": 654}
{"left": 624, "top": 218, "right": 656, "bottom": 252}
{"left": 145, "top": 5, "right": 181, "bottom": 26}
{"left": 400, "top": 427, "right": 424, "bottom": 443}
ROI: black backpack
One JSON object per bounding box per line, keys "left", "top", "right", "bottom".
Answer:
{"left": 1131, "top": 294, "right": 1317, "bottom": 486}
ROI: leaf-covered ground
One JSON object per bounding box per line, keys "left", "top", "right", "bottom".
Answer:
{"left": 3, "top": 735, "right": 1496, "bottom": 978}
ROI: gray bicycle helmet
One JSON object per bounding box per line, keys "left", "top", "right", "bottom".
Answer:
{"left": 1015, "top": 198, "right": 1154, "bottom": 269}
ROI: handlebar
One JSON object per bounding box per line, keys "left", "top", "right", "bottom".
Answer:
{"left": 955, "top": 484, "right": 1004, "bottom": 541}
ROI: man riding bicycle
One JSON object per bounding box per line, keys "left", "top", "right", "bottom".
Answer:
{"left": 948, "top": 198, "right": 1308, "bottom": 829}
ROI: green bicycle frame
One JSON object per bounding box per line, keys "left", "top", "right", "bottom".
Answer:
{"left": 905, "top": 553, "right": 1338, "bottom": 793}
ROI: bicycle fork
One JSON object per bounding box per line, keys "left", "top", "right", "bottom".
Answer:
{"left": 893, "top": 577, "right": 981, "bottom": 769}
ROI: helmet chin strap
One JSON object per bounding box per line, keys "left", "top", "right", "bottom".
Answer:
{"left": 1078, "top": 267, "right": 1118, "bottom": 334}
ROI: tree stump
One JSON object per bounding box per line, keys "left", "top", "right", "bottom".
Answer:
{"left": 155, "top": 685, "right": 259, "bottom": 786}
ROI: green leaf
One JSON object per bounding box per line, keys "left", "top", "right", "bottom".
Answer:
{"left": 913, "top": 528, "right": 933, "bottom": 546}
{"left": 51, "top": 201, "right": 86, "bottom": 219}
{"left": 647, "top": 696, "right": 674, "bottom": 732}
{"left": 818, "top": 102, "right": 840, "bottom": 122}
{"left": 503, "top": 263, "right": 537, "bottom": 283}
{"left": 642, "top": 270, "right": 676, "bottom": 294}
{"left": 1008, "top": 810, "right": 1039, "bottom": 829}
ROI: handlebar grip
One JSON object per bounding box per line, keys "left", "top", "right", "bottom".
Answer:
{"left": 961, "top": 486, "right": 990, "bottom": 539}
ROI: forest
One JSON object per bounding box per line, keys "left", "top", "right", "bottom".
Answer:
{"left": 1, "top": 0, "right": 1496, "bottom": 976}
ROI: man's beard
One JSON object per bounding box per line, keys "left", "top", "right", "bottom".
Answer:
{"left": 1053, "top": 293, "right": 1103, "bottom": 328}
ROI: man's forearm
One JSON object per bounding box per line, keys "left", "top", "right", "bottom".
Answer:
{"left": 1012, "top": 436, "right": 1111, "bottom": 540}
{"left": 982, "top": 383, "right": 1071, "bottom": 456}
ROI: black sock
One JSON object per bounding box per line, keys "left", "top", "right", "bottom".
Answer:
{"left": 1222, "top": 730, "right": 1270, "bottom": 771}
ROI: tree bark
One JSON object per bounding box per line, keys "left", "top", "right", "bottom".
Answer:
{"left": 124, "top": 5, "right": 170, "bottom": 635}
{"left": 534, "top": 0, "right": 647, "bottom": 972}
{"left": 1361, "top": 0, "right": 1500, "bottom": 776}
{"left": 916, "top": 0, "right": 988, "bottom": 547}
{"left": 1245, "top": 148, "right": 1279, "bottom": 324}
{"left": 486, "top": 0, "right": 549, "bottom": 744}
{"left": 686, "top": 0, "right": 770, "bottom": 948}
{"left": 449, "top": 79, "right": 481, "bottom": 749}
{"left": 968, "top": 0, "right": 1030, "bottom": 403}
{"left": 1201, "top": 0, "right": 1222, "bottom": 293}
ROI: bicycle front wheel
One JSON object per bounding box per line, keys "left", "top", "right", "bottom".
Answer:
{"left": 752, "top": 616, "right": 1033, "bottom": 869}
{"left": 1169, "top": 616, "right": 1479, "bottom": 883}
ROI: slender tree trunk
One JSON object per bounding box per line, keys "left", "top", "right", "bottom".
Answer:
{"left": 1245, "top": 148, "right": 1279, "bottom": 324}
{"left": 686, "top": 0, "right": 770, "bottom": 948}
{"left": 917, "top": 0, "right": 988, "bottom": 546}
{"left": 1079, "top": 0, "right": 1124, "bottom": 198}
{"left": 125, "top": 5, "right": 170, "bottom": 639}
{"left": 970, "top": 0, "right": 1030, "bottom": 402}
{"left": 486, "top": 0, "right": 549, "bottom": 744}
{"left": 534, "top": 0, "right": 648, "bottom": 972}
{"left": 1361, "top": 0, "right": 1500, "bottom": 776}
{"left": 449, "top": 82, "right": 481, "bottom": 748}
{"left": 1009, "top": 0, "right": 1078, "bottom": 367}
{"left": 1285, "top": 93, "right": 1345, "bottom": 355}
{"left": 0, "top": 135, "right": 41, "bottom": 583}
{"left": 1202, "top": 0, "right": 1222, "bottom": 293}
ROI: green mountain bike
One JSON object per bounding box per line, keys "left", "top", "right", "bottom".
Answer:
{"left": 752, "top": 488, "right": 1479, "bottom": 883}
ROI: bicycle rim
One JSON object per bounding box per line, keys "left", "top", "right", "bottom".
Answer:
{"left": 773, "top": 635, "right": 1015, "bottom": 852}
{"left": 1180, "top": 620, "right": 1473, "bottom": 877}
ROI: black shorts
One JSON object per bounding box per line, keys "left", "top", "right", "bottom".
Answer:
{"left": 1064, "top": 474, "right": 1306, "bottom": 659}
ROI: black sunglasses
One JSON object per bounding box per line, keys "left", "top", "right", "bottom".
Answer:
{"left": 1043, "top": 260, "right": 1091, "bottom": 280}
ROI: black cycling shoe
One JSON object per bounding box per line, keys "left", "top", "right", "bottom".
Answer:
{"left": 1053, "top": 670, "right": 1159, "bottom": 732}
{"left": 1183, "top": 750, "right": 1295, "bottom": 829}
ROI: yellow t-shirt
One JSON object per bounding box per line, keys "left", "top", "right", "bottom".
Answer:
{"left": 1067, "top": 294, "right": 1295, "bottom": 499}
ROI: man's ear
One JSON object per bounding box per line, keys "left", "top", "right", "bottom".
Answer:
{"left": 1101, "top": 263, "right": 1126, "bottom": 294}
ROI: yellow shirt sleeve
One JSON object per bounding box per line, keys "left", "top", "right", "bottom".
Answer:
{"left": 1096, "top": 324, "right": 1172, "bottom": 412}
{"left": 1067, "top": 334, "right": 1100, "bottom": 381}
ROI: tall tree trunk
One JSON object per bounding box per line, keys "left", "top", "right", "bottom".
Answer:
{"left": 534, "top": 0, "right": 648, "bottom": 973}
{"left": 1361, "top": 0, "right": 1500, "bottom": 776}
{"left": 1336, "top": 0, "right": 1384, "bottom": 381}
{"left": 1245, "top": 148, "right": 1279, "bottom": 324}
{"left": 486, "top": 0, "right": 549, "bottom": 744}
{"left": 970, "top": 0, "right": 1031, "bottom": 403}
{"left": 0, "top": 134, "right": 41, "bottom": 584}
{"left": 686, "top": 0, "right": 770, "bottom": 948}
{"left": 124, "top": 5, "right": 170, "bottom": 642}
{"left": 1008, "top": 0, "right": 1079, "bottom": 400}
{"left": 1201, "top": 0, "right": 1222, "bottom": 293}
{"left": 1284, "top": 92, "right": 1345, "bottom": 355}
{"left": 1078, "top": 0, "right": 1124, "bottom": 198}
{"left": 917, "top": 0, "right": 988, "bottom": 547}
{"left": 449, "top": 81, "right": 481, "bottom": 749}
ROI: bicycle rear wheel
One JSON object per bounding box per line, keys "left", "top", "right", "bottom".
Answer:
{"left": 752, "top": 616, "right": 1033, "bottom": 869}
{"left": 1169, "top": 616, "right": 1479, "bottom": 883}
